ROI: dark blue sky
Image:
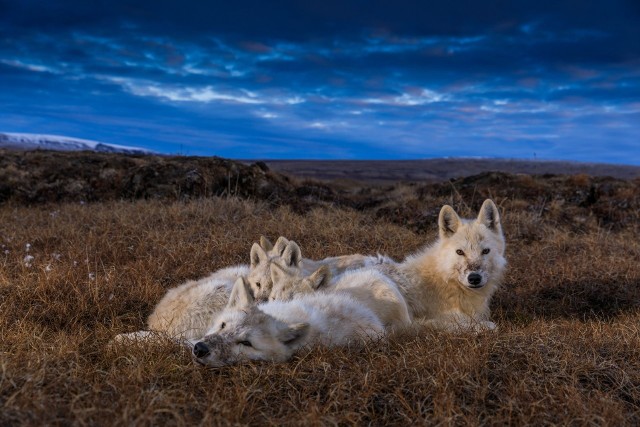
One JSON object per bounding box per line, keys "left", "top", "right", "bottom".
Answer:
{"left": 1, "top": 1, "right": 639, "bottom": 162}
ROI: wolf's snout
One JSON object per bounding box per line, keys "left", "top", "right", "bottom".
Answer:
{"left": 193, "top": 342, "right": 210, "bottom": 358}
{"left": 467, "top": 273, "right": 482, "bottom": 287}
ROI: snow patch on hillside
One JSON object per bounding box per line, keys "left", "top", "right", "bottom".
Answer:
{"left": 0, "top": 132, "right": 155, "bottom": 155}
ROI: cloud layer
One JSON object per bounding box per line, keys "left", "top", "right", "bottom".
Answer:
{"left": 0, "top": 0, "right": 638, "bottom": 162}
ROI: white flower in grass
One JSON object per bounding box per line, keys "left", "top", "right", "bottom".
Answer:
{"left": 24, "top": 255, "right": 34, "bottom": 267}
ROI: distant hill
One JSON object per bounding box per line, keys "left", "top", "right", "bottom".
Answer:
{"left": 263, "top": 159, "right": 640, "bottom": 184}
{"left": 0, "top": 132, "right": 155, "bottom": 156}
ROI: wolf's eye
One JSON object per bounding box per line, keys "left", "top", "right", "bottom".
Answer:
{"left": 456, "top": 249, "right": 465, "bottom": 256}
{"left": 238, "top": 340, "right": 253, "bottom": 347}
{"left": 255, "top": 282, "right": 261, "bottom": 289}
{"left": 220, "top": 322, "right": 226, "bottom": 330}
{"left": 482, "top": 248, "right": 491, "bottom": 255}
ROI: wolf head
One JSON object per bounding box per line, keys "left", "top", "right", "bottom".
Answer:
{"left": 269, "top": 263, "right": 331, "bottom": 301}
{"left": 192, "top": 277, "right": 309, "bottom": 367}
{"left": 436, "top": 199, "right": 506, "bottom": 291}
{"left": 247, "top": 236, "right": 303, "bottom": 301}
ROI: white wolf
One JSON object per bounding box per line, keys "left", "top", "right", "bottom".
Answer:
{"left": 114, "top": 237, "right": 300, "bottom": 342}
{"left": 247, "top": 236, "right": 388, "bottom": 301}
{"left": 269, "top": 262, "right": 411, "bottom": 330}
{"left": 191, "top": 276, "right": 384, "bottom": 367}
{"left": 379, "top": 199, "right": 507, "bottom": 332}
{"left": 244, "top": 236, "right": 304, "bottom": 301}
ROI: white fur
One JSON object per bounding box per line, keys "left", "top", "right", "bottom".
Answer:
{"left": 332, "top": 268, "right": 411, "bottom": 330}
{"left": 301, "top": 252, "right": 393, "bottom": 278}
{"left": 269, "top": 262, "right": 410, "bottom": 330}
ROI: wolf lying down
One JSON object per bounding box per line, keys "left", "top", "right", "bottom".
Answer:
{"left": 192, "top": 275, "right": 387, "bottom": 367}
{"left": 114, "top": 199, "right": 506, "bottom": 367}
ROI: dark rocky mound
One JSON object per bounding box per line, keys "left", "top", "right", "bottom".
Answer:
{"left": 0, "top": 150, "right": 299, "bottom": 204}
{"left": 1, "top": 149, "right": 639, "bottom": 232}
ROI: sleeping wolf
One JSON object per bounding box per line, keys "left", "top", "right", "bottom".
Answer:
{"left": 191, "top": 276, "right": 384, "bottom": 367}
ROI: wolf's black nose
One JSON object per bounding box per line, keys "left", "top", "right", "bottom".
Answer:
{"left": 193, "top": 342, "right": 210, "bottom": 358}
{"left": 468, "top": 273, "right": 482, "bottom": 286}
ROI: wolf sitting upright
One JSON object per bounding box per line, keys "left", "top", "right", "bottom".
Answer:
{"left": 380, "top": 199, "right": 506, "bottom": 332}
{"left": 191, "top": 276, "right": 384, "bottom": 367}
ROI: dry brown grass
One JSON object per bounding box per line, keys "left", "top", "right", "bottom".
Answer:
{"left": 1, "top": 190, "right": 639, "bottom": 425}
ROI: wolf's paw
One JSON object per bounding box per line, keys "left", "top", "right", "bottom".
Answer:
{"left": 476, "top": 321, "right": 497, "bottom": 332}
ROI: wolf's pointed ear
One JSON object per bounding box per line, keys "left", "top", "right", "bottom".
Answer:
{"left": 278, "top": 322, "right": 309, "bottom": 348}
{"left": 281, "top": 241, "right": 302, "bottom": 267}
{"left": 308, "top": 265, "right": 331, "bottom": 290}
{"left": 477, "top": 199, "right": 502, "bottom": 234}
{"left": 259, "top": 236, "right": 274, "bottom": 252}
{"left": 439, "top": 205, "right": 461, "bottom": 239}
{"left": 250, "top": 243, "right": 269, "bottom": 268}
{"left": 270, "top": 261, "right": 286, "bottom": 284}
{"left": 227, "top": 277, "right": 254, "bottom": 309}
{"left": 273, "top": 236, "right": 290, "bottom": 256}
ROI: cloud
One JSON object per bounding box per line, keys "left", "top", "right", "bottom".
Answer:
{"left": 102, "top": 77, "right": 307, "bottom": 105}
{"left": 0, "top": 0, "right": 638, "bottom": 163}
{"left": 0, "top": 59, "right": 60, "bottom": 74}
{"left": 360, "top": 89, "right": 448, "bottom": 106}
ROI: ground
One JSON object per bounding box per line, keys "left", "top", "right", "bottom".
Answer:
{"left": 0, "top": 151, "right": 639, "bottom": 425}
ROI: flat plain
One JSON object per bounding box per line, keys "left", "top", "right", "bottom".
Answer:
{"left": 263, "top": 158, "right": 640, "bottom": 184}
